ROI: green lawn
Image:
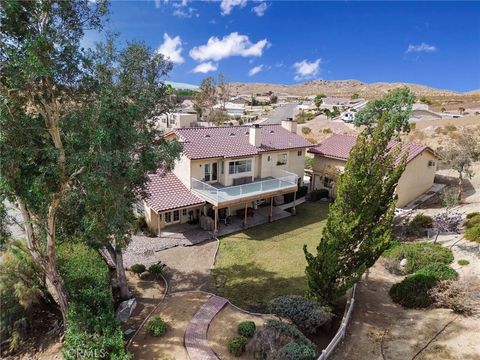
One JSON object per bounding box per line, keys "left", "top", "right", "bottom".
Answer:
{"left": 213, "top": 202, "right": 329, "bottom": 311}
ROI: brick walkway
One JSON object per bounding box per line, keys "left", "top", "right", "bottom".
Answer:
{"left": 185, "top": 295, "right": 229, "bottom": 360}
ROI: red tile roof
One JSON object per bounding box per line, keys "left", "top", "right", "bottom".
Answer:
{"left": 144, "top": 170, "right": 204, "bottom": 213}
{"left": 308, "top": 134, "right": 435, "bottom": 164}
{"left": 172, "top": 125, "right": 311, "bottom": 160}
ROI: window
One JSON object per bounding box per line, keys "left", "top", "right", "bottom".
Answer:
{"left": 297, "top": 150, "right": 303, "bottom": 156}
{"left": 267, "top": 155, "right": 271, "bottom": 162}
{"left": 173, "top": 210, "right": 180, "bottom": 222}
{"left": 182, "top": 209, "right": 187, "bottom": 216}
{"left": 277, "top": 154, "right": 287, "bottom": 166}
{"left": 204, "top": 162, "right": 218, "bottom": 182}
{"left": 221, "top": 161, "right": 224, "bottom": 174}
{"left": 323, "top": 176, "right": 333, "bottom": 188}
{"left": 164, "top": 212, "right": 171, "bottom": 223}
{"left": 228, "top": 159, "right": 252, "bottom": 174}
{"left": 204, "top": 163, "right": 211, "bottom": 182}
{"left": 428, "top": 160, "right": 436, "bottom": 167}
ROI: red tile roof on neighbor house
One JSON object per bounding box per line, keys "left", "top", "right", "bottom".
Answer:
{"left": 308, "top": 133, "right": 435, "bottom": 163}
{"left": 170, "top": 124, "right": 312, "bottom": 160}
{"left": 144, "top": 170, "right": 204, "bottom": 213}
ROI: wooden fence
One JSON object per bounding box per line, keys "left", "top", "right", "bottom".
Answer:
{"left": 317, "top": 284, "right": 357, "bottom": 360}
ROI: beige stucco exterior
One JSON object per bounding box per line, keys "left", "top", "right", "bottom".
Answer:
{"left": 156, "top": 112, "right": 198, "bottom": 130}
{"left": 311, "top": 150, "right": 438, "bottom": 208}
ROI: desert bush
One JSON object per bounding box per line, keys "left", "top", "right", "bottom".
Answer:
{"left": 130, "top": 264, "right": 146, "bottom": 276}
{"left": 407, "top": 214, "right": 433, "bottom": 236}
{"left": 433, "top": 212, "right": 462, "bottom": 233}
{"left": 310, "top": 189, "right": 329, "bottom": 201}
{"left": 458, "top": 259, "right": 469, "bottom": 266}
{"left": 466, "top": 212, "right": 480, "bottom": 219}
{"left": 269, "top": 295, "right": 332, "bottom": 334}
{"left": 278, "top": 342, "right": 316, "bottom": 360}
{"left": 302, "top": 127, "right": 312, "bottom": 135}
{"left": 322, "top": 128, "right": 332, "bottom": 134}
{"left": 465, "top": 224, "right": 480, "bottom": 242}
{"left": 383, "top": 242, "right": 453, "bottom": 274}
{"left": 228, "top": 335, "right": 248, "bottom": 356}
{"left": 238, "top": 321, "right": 256, "bottom": 338}
{"left": 136, "top": 215, "right": 148, "bottom": 233}
{"left": 146, "top": 316, "right": 167, "bottom": 337}
{"left": 265, "top": 320, "right": 314, "bottom": 349}
{"left": 430, "top": 278, "right": 480, "bottom": 315}
{"left": 416, "top": 262, "right": 458, "bottom": 280}
{"left": 148, "top": 262, "right": 166, "bottom": 277}
{"left": 464, "top": 213, "right": 480, "bottom": 228}
{"left": 58, "top": 243, "right": 128, "bottom": 360}
{"left": 389, "top": 273, "right": 437, "bottom": 308}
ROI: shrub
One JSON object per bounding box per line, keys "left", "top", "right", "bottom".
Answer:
{"left": 458, "top": 259, "right": 470, "bottom": 266}
{"left": 297, "top": 185, "right": 308, "bottom": 199}
{"left": 430, "top": 278, "right": 480, "bottom": 315}
{"left": 278, "top": 342, "right": 316, "bottom": 360}
{"left": 130, "top": 264, "right": 146, "bottom": 276}
{"left": 464, "top": 214, "right": 480, "bottom": 228}
{"left": 322, "top": 128, "right": 332, "bottom": 134}
{"left": 265, "top": 320, "right": 315, "bottom": 350}
{"left": 383, "top": 242, "right": 453, "bottom": 274}
{"left": 389, "top": 273, "right": 438, "bottom": 308}
{"left": 304, "top": 157, "right": 314, "bottom": 170}
{"left": 466, "top": 212, "right": 480, "bottom": 219}
{"left": 407, "top": 214, "right": 433, "bottom": 236}
{"left": 136, "top": 215, "right": 148, "bottom": 233}
{"left": 310, "top": 189, "right": 329, "bottom": 201}
{"left": 416, "top": 262, "right": 458, "bottom": 280}
{"left": 228, "top": 335, "right": 248, "bottom": 356}
{"left": 146, "top": 316, "right": 167, "bottom": 337}
{"left": 238, "top": 321, "right": 256, "bottom": 338}
{"left": 302, "top": 127, "right": 312, "bottom": 135}
{"left": 465, "top": 224, "right": 480, "bottom": 242}
{"left": 148, "top": 262, "right": 166, "bottom": 277}
{"left": 58, "top": 243, "right": 129, "bottom": 360}
{"left": 269, "top": 296, "right": 332, "bottom": 334}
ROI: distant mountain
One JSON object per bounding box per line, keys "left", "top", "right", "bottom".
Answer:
{"left": 228, "top": 80, "right": 474, "bottom": 98}
{"left": 165, "top": 81, "right": 199, "bottom": 90}
{"left": 465, "top": 89, "right": 480, "bottom": 95}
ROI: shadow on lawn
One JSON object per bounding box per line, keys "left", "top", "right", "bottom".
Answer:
{"left": 213, "top": 262, "right": 307, "bottom": 312}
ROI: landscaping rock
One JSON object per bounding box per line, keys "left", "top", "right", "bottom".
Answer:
{"left": 400, "top": 258, "right": 407, "bottom": 268}
{"left": 124, "top": 328, "right": 136, "bottom": 339}
{"left": 116, "top": 298, "right": 137, "bottom": 323}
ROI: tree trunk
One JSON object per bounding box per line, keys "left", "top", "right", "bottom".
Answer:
{"left": 45, "top": 265, "right": 69, "bottom": 326}
{"left": 457, "top": 172, "right": 464, "bottom": 202}
{"left": 115, "top": 246, "right": 132, "bottom": 301}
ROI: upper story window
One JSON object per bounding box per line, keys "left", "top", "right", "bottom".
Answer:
{"left": 297, "top": 150, "right": 303, "bottom": 156}
{"left": 267, "top": 155, "right": 271, "bottom": 162}
{"left": 277, "top": 154, "right": 287, "bottom": 166}
{"left": 229, "top": 159, "right": 252, "bottom": 174}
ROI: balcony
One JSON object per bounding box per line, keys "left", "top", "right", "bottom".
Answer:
{"left": 191, "top": 170, "right": 298, "bottom": 206}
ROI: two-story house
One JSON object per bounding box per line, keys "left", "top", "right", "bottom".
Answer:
{"left": 142, "top": 120, "right": 311, "bottom": 235}
{"left": 308, "top": 133, "right": 439, "bottom": 207}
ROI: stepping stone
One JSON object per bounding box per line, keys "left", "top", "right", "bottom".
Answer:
{"left": 185, "top": 295, "right": 229, "bottom": 360}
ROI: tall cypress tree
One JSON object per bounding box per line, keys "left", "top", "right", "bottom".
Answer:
{"left": 304, "top": 88, "right": 415, "bottom": 304}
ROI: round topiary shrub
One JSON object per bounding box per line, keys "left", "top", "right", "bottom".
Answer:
{"left": 278, "top": 342, "right": 316, "bottom": 360}
{"left": 269, "top": 295, "right": 332, "bottom": 334}
{"left": 389, "top": 273, "right": 438, "bottom": 308}
{"left": 465, "top": 224, "right": 480, "bottom": 243}
{"left": 458, "top": 259, "right": 470, "bottom": 266}
{"left": 237, "top": 321, "right": 256, "bottom": 338}
{"left": 130, "top": 264, "right": 146, "bottom": 276}
{"left": 146, "top": 316, "right": 167, "bottom": 337}
{"left": 407, "top": 214, "right": 433, "bottom": 236}
{"left": 148, "top": 261, "right": 166, "bottom": 277}
{"left": 228, "top": 335, "right": 248, "bottom": 357}
{"left": 416, "top": 262, "right": 458, "bottom": 280}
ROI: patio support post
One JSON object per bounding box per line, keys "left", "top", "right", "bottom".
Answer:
{"left": 214, "top": 207, "right": 218, "bottom": 234}
{"left": 269, "top": 197, "right": 273, "bottom": 222}
{"left": 157, "top": 212, "right": 161, "bottom": 237}
{"left": 292, "top": 190, "right": 297, "bottom": 215}
{"left": 243, "top": 202, "right": 248, "bottom": 228}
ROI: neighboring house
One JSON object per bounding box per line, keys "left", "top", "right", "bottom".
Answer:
{"left": 308, "top": 134, "right": 438, "bottom": 207}
{"left": 214, "top": 102, "right": 245, "bottom": 117}
{"left": 142, "top": 120, "right": 310, "bottom": 235}
{"left": 155, "top": 112, "right": 198, "bottom": 130}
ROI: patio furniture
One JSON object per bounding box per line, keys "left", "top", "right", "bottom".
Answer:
{"left": 236, "top": 207, "right": 255, "bottom": 219}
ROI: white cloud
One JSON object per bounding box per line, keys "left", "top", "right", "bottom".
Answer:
{"left": 293, "top": 59, "right": 321, "bottom": 81}
{"left": 189, "top": 32, "right": 269, "bottom": 62}
{"left": 192, "top": 61, "right": 218, "bottom": 73}
{"left": 172, "top": 0, "right": 198, "bottom": 18}
{"left": 220, "top": 0, "right": 247, "bottom": 15}
{"left": 248, "top": 65, "right": 264, "bottom": 76}
{"left": 157, "top": 33, "right": 184, "bottom": 64}
{"left": 406, "top": 42, "right": 437, "bottom": 53}
{"left": 252, "top": 2, "right": 269, "bottom": 16}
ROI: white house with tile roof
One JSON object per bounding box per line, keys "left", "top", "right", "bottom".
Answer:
{"left": 143, "top": 119, "right": 311, "bottom": 235}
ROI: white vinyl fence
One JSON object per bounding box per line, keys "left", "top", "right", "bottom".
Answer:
{"left": 317, "top": 284, "right": 357, "bottom": 360}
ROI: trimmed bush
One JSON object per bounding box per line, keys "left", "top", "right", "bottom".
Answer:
{"left": 465, "top": 224, "right": 480, "bottom": 243}
{"left": 265, "top": 320, "right": 315, "bottom": 350}
{"left": 407, "top": 214, "right": 433, "bottom": 236}
{"left": 228, "top": 335, "right": 248, "bottom": 356}
{"left": 458, "top": 259, "right": 470, "bottom": 266}
{"left": 464, "top": 214, "right": 480, "bottom": 228}
{"left": 130, "top": 264, "right": 146, "bottom": 276}
{"left": 310, "top": 189, "right": 329, "bottom": 201}
{"left": 389, "top": 273, "right": 437, "bottom": 308}
{"left": 146, "top": 316, "right": 167, "bottom": 337}
{"left": 466, "top": 212, "right": 480, "bottom": 219}
{"left": 148, "top": 262, "right": 166, "bottom": 277}
{"left": 278, "top": 342, "right": 316, "bottom": 360}
{"left": 416, "top": 262, "right": 458, "bottom": 281}
{"left": 302, "top": 127, "right": 312, "bottom": 135}
{"left": 237, "top": 321, "right": 256, "bottom": 338}
{"left": 383, "top": 242, "right": 454, "bottom": 274}
{"left": 269, "top": 295, "right": 332, "bottom": 334}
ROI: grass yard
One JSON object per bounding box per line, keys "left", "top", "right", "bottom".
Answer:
{"left": 213, "top": 201, "right": 329, "bottom": 311}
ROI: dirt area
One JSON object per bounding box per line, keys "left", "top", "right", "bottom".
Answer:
{"left": 129, "top": 292, "right": 211, "bottom": 360}
{"left": 298, "top": 115, "right": 359, "bottom": 143}
{"left": 154, "top": 239, "right": 218, "bottom": 293}
{"left": 208, "top": 304, "right": 272, "bottom": 360}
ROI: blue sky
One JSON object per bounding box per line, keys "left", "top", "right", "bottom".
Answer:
{"left": 86, "top": 1, "right": 480, "bottom": 92}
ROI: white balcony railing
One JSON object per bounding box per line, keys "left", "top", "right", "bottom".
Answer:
{"left": 191, "top": 170, "right": 298, "bottom": 204}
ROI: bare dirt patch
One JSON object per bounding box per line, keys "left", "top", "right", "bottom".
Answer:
{"left": 129, "top": 292, "right": 211, "bottom": 360}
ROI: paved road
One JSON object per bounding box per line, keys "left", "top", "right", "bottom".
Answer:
{"left": 261, "top": 102, "right": 298, "bottom": 124}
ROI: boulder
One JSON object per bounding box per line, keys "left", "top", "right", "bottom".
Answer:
{"left": 400, "top": 258, "right": 407, "bottom": 268}
{"left": 116, "top": 298, "right": 137, "bottom": 323}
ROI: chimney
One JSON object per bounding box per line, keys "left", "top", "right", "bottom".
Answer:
{"left": 281, "top": 117, "right": 297, "bottom": 134}
{"left": 249, "top": 124, "right": 262, "bottom": 147}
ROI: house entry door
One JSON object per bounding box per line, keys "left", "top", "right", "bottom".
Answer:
{"left": 211, "top": 163, "right": 218, "bottom": 181}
